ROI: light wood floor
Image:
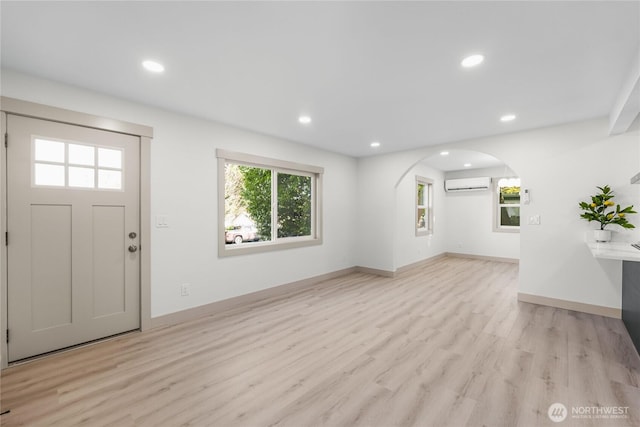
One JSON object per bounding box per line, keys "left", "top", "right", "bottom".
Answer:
{"left": 1, "top": 257, "right": 639, "bottom": 427}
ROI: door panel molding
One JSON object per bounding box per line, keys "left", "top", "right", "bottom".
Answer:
{"left": 0, "top": 98, "right": 152, "bottom": 368}
{"left": 30, "top": 204, "right": 73, "bottom": 330}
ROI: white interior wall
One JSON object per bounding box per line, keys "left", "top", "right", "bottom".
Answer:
{"left": 354, "top": 156, "right": 397, "bottom": 271}
{"left": 444, "top": 165, "right": 515, "bottom": 180}
{"left": 394, "top": 164, "right": 447, "bottom": 269}
{"left": 1, "top": 70, "right": 358, "bottom": 318}
{"left": 2, "top": 69, "right": 639, "bottom": 318}
{"left": 357, "top": 118, "right": 640, "bottom": 310}
{"left": 516, "top": 122, "right": 639, "bottom": 308}
{"left": 443, "top": 166, "right": 520, "bottom": 260}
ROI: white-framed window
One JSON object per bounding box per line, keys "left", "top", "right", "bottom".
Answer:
{"left": 32, "top": 136, "right": 124, "bottom": 191}
{"left": 495, "top": 177, "right": 520, "bottom": 232}
{"left": 416, "top": 176, "right": 434, "bottom": 236}
{"left": 217, "top": 149, "right": 323, "bottom": 256}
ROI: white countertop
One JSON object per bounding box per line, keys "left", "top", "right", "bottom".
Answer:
{"left": 587, "top": 242, "right": 640, "bottom": 262}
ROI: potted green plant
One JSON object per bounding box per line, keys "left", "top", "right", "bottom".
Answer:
{"left": 579, "top": 185, "right": 636, "bottom": 242}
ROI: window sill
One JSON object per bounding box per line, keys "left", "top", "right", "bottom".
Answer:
{"left": 219, "top": 237, "right": 322, "bottom": 257}
{"left": 494, "top": 227, "right": 520, "bottom": 234}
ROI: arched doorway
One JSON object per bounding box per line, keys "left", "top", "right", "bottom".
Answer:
{"left": 393, "top": 148, "right": 521, "bottom": 269}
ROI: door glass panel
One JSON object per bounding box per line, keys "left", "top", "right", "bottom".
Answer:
{"left": 98, "top": 169, "right": 122, "bottom": 190}
{"left": 34, "top": 139, "right": 65, "bottom": 163}
{"left": 34, "top": 163, "right": 65, "bottom": 186}
{"left": 68, "top": 144, "right": 95, "bottom": 166}
{"left": 98, "top": 148, "right": 122, "bottom": 169}
{"left": 68, "top": 166, "right": 95, "bottom": 188}
{"left": 33, "top": 138, "right": 124, "bottom": 191}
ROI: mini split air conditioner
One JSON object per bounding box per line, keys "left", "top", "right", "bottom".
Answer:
{"left": 444, "top": 177, "right": 491, "bottom": 192}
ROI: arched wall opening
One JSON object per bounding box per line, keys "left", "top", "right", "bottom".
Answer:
{"left": 392, "top": 148, "right": 521, "bottom": 270}
{"left": 355, "top": 118, "right": 638, "bottom": 314}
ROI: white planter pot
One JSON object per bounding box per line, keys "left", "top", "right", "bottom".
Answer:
{"left": 594, "top": 229, "right": 612, "bottom": 242}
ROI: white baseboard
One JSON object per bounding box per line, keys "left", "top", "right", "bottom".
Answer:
{"left": 355, "top": 266, "right": 396, "bottom": 277}
{"left": 518, "top": 292, "right": 621, "bottom": 319}
{"left": 150, "top": 267, "right": 357, "bottom": 329}
{"left": 357, "top": 253, "right": 449, "bottom": 278}
{"left": 395, "top": 253, "right": 448, "bottom": 275}
{"left": 152, "top": 271, "right": 621, "bottom": 331}
{"left": 445, "top": 252, "right": 519, "bottom": 264}
{"left": 150, "top": 254, "right": 449, "bottom": 329}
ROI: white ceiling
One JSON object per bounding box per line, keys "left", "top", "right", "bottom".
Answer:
{"left": 1, "top": 1, "right": 638, "bottom": 158}
{"left": 422, "top": 149, "right": 504, "bottom": 172}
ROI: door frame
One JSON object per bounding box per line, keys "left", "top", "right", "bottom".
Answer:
{"left": 0, "top": 97, "right": 153, "bottom": 368}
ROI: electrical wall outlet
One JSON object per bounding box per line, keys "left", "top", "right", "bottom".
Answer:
{"left": 528, "top": 215, "right": 541, "bottom": 225}
{"left": 180, "top": 283, "right": 190, "bottom": 296}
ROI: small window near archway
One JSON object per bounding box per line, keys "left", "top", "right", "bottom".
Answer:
{"left": 495, "top": 177, "right": 520, "bottom": 231}
{"left": 416, "top": 176, "right": 434, "bottom": 236}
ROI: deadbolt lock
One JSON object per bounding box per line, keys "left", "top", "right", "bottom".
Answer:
{"left": 128, "top": 232, "right": 137, "bottom": 239}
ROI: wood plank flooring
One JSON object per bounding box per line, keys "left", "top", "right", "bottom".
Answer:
{"left": 1, "top": 256, "right": 639, "bottom": 426}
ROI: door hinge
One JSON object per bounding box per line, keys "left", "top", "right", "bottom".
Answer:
{"left": 4, "top": 133, "right": 7, "bottom": 148}
{"left": 4, "top": 232, "right": 7, "bottom": 246}
{"left": 5, "top": 330, "right": 8, "bottom": 344}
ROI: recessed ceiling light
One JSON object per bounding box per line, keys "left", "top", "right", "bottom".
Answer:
{"left": 461, "top": 54, "right": 484, "bottom": 68}
{"left": 464, "top": 163, "right": 472, "bottom": 168}
{"left": 500, "top": 114, "right": 516, "bottom": 122}
{"left": 370, "top": 141, "right": 381, "bottom": 148}
{"left": 440, "top": 151, "right": 449, "bottom": 156}
{"left": 298, "top": 115, "right": 312, "bottom": 124}
{"left": 142, "top": 60, "right": 165, "bottom": 73}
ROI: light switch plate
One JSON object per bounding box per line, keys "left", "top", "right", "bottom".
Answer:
{"left": 528, "top": 215, "right": 541, "bottom": 225}
{"left": 155, "top": 215, "right": 169, "bottom": 228}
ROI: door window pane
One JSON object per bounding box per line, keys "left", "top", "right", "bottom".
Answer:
{"left": 34, "top": 139, "right": 65, "bottom": 163}
{"left": 98, "top": 170, "right": 122, "bottom": 190}
{"left": 277, "top": 173, "right": 312, "bottom": 238}
{"left": 33, "top": 138, "right": 124, "bottom": 191}
{"left": 34, "top": 163, "right": 65, "bottom": 186}
{"left": 98, "top": 148, "right": 122, "bottom": 169}
{"left": 68, "top": 166, "right": 95, "bottom": 188}
{"left": 68, "top": 144, "right": 95, "bottom": 166}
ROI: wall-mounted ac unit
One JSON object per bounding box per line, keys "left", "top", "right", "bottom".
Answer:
{"left": 444, "top": 177, "right": 491, "bottom": 192}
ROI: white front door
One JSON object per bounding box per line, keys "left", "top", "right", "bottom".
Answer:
{"left": 7, "top": 114, "right": 140, "bottom": 362}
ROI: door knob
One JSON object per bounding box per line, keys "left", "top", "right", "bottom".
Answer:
{"left": 128, "top": 245, "right": 138, "bottom": 253}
